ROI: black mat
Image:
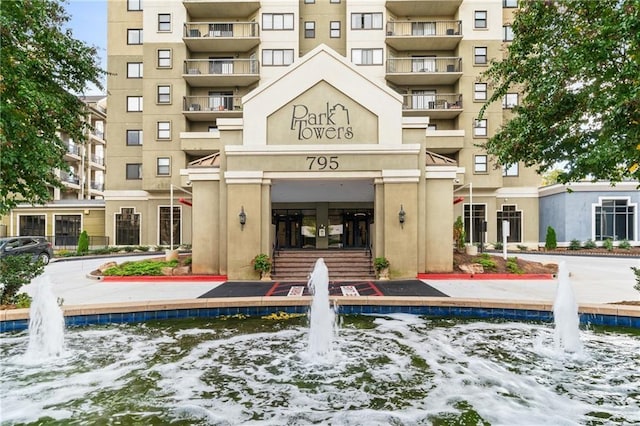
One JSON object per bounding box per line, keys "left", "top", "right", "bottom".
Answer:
{"left": 198, "top": 281, "right": 274, "bottom": 298}
{"left": 199, "top": 280, "right": 449, "bottom": 298}
{"left": 374, "top": 280, "right": 449, "bottom": 297}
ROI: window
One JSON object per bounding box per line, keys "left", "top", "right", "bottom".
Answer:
{"left": 595, "top": 199, "right": 636, "bottom": 241}
{"left": 331, "top": 0, "right": 340, "bottom": 3}
{"left": 127, "top": 0, "right": 141, "bottom": 11}
{"left": 464, "top": 204, "right": 487, "bottom": 244}
{"left": 158, "top": 13, "right": 171, "bottom": 31}
{"left": 474, "top": 83, "right": 487, "bottom": 101}
{"left": 304, "top": 0, "right": 315, "bottom": 3}
{"left": 157, "top": 49, "right": 171, "bottom": 68}
{"left": 19, "top": 215, "right": 45, "bottom": 236}
{"left": 474, "top": 119, "right": 488, "bottom": 137}
{"left": 157, "top": 85, "right": 171, "bottom": 104}
{"left": 116, "top": 208, "right": 140, "bottom": 245}
{"left": 126, "top": 163, "right": 142, "bottom": 179}
{"left": 351, "top": 13, "right": 383, "bottom": 30}
{"left": 127, "top": 62, "right": 143, "bottom": 78}
{"left": 159, "top": 206, "right": 181, "bottom": 246}
{"left": 330, "top": 21, "right": 341, "bottom": 38}
{"left": 503, "top": 25, "right": 514, "bottom": 41}
{"left": 127, "top": 96, "right": 143, "bottom": 112}
{"left": 54, "top": 215, "right": 81, "bottom": 246}
{"left": 262, "top": 13, "right": 294, "bottom": 30}
{"left": 157, "top": 121, "right": 171, "bottom": 140}
{"left": 351, "top": 48, "right": 383, "bottom": 65}
{"left": 305, "top": 21, "right": 315, "bottom": 38}
{"left": 127, "top": 29, "right": 143, "bottom": 44}
{"left": 157, "top": 157, "right": 171, "bottom": 176}
{"left": 503, "top": 163, "right": 519, "bottom": 177}
{"left": 503, "top": 93, "right": 518, "bottom": 108}
{"left": 497, "top": 205, "right": 522, "bottom": 242}
{"left": 474, "top": 47, "right": 488, "bottom": 64}
{"left": 503, "top": 0, "right": 518, "bottom": 7}
{"left": 126, "top": 130, "right": 142, "bottom": 145}
{"left": 474, "top": 155, "right": 488, "bottom": 173}
{"left": 474, "top": 11, "right": 487, "bottom": 29}
{"left": 262, "top": 49, "right": 294, "bottom": 66}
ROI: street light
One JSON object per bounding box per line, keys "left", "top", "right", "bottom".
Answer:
{"left": 170, "top": 184, "right": 192, "bottom": 251}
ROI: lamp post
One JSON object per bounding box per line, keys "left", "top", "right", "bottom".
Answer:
{"left": 170, "top": 184, "right": 192, "bottom": 251}
{"left": 453, "top": 182, "right": 473, "bottom": 248}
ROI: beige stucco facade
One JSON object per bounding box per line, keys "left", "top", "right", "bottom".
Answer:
{"left": 105, "top": 0, "right": 541, "bottom": 278}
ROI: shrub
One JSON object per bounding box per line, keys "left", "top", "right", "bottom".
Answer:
{"left": 475, "top": 253, "right": 496, "bottom": 271}
{"left": 545, "top": 226, "right": 557, "bottom": 250}
{"left": 136, "top": 245, "right": 150, "bottom": 252}
{"left": 632, "top": 267, "right": 640, "bottom": 293}
{"left": 568, "top": 239, "right": 582, "bottom": 250}
{"left": 583, "top": 239, "right": 597, "bottom": 249}
{"left": 618, "top": 239, "right": 632, "bottom": 250}
{"left": 0, "top": 254, "right": 44, "bottom": 305}
{"left": 102, "top": 259, "right": 179, "bottom": 276}
{"left": 14, "top": 292, "right": 32, "bottom": 308}
{"left": 453, "top": 216, "right": 465, "bottom": 252}
{"left": 77, "top": 230, "right": 89, "bottom": 255}
{"left": 123, "top": 246, "right": 135, "bottom": 253}
{"left": 493, "top": 241, "right": 503, "bottom": 250}
{"left": 517, "top": 244, "right": 528, "bottom": 251}
{"left": 184, "top": 256, "right": 192, "bottom": 266}
{"left": 252, "top": 253, "right": 271, "bottom": 273}
{"left": 374, "top": 257, "right": 390, "bottom": 272}
{"left": 506, "top": 257, "right": 523, "bottom": 274}
{"left": 603, "top": 238, "right": 614, "bottom": 251}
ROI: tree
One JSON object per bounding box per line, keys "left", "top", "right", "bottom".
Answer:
{"left": 479, "top": 0, "right": 640, "bottom": 185}
{"left": 0, "top": 0, "right": 105, "bottom": 215}
{"left": 0, "top": 254, "right": 44, "bottom": 305}
{"left": 545, "top": 226, "right": 557, "bottom": 250}
{"left": 77, "top": 230, "right": 89, "bottom": 255}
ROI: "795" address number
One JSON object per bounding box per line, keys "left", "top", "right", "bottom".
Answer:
{"left": 306, "top": 156, "right": 339, "bottom": 170}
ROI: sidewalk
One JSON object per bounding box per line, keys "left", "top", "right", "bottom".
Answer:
{"left": 31, "top": 253, "right": 640, "bottom": 306}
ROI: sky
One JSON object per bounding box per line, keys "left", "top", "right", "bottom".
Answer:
{"left": 64, "top": 0, "right": 107, "bottom": 95}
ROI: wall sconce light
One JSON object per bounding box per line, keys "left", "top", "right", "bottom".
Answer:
{"left": 239, "top": 206, "right": 246, "bottom": 228}
{"left": 398, "top": 204, "right": 406, "bottom": 228}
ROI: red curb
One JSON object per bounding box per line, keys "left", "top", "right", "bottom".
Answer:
{"left": 102, "top": 275, "right": 228, "bottom": 282}
{"left": 417, "top": 273, "right": 555, "bottom": 280}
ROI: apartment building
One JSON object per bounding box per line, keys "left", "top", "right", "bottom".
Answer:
{"left": 106, "top": 0, "right": 539, "bottom": 278}
{"left": 0, "top": 96, "right": 107, "bottom": 246}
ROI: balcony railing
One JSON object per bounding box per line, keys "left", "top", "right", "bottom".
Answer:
{"left": 386, "top": 20, "right": 461, "bottom": 37}
{"left": 184, "top": 59, "right": 258, "bottom": 76}
{"left": 387, "top": 57, "right": 461, "bottom": 74}
{"left": 60, "top": 171, "right": 80, "bottom": 185}
{"left": 402, "top": 93, "right": 463, "bottom": 111}
{"left": 66, "top": 143, "right": 81, "bottom": 156}
{"left": 91, "top": 129, "right": 104, "bottom": 139}
{"left": 183, "top": 95, "right": 243, "bottom": 113}
{"left": 90, "top": 182, "right": 105, "bottom": 191}
{"left": 91, "top": 154, "right": 104, "bottom": 166}
{"left": 184, "top": 21, "right": 258, "bottom": 38}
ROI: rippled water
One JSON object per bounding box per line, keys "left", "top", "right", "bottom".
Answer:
{"left": 1, "top": 315, "right": 639, "bottom": 425}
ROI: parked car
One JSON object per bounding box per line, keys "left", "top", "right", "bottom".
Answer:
{"left": 0, "top": 236, "right": 54, "bottom": 264}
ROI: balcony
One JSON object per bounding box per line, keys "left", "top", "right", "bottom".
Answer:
{"left": 386, "top": 0, "right": 462, "bottom": 17}
{"left": 183, "top": 95, "right": 243, "bottom": 121}
{"left": 60, "top": 171, "right": 80, "bottom": 187}
{"left": 180, "top": 131, "right": 222, "bottom": 156}
{"left": 402, "top": 93, "right": 463, "bottom": 119}
{"left": 425, "top": 129, "right": 465, "bottom": 155}
{"left": 90, "top": 154, "right": 105, "bottom": 170}
{"left": 183, "top": 59, "right": 259, "bottom": 87}
{"left": 90, "top": 182, "right": 105, "bottom": 192}
{"left": 386, "top": 20, "right": 462, "bottom": 51}
{"left": 386, "top": 57, "right": 462, "bottom": 85}
{"left": 183, "top": 22, "right": 259, "bottom": 52}
{"left": 64, "top": 143, "right": 81, "bottom": 161}
{"left": 90, "top": 129, "right": 105, "bottom": 143}
{"left": 183, "top": 0, "right": 260, "bottom": 19}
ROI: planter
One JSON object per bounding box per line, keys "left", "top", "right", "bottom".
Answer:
{"left": 260, "top": 271, "right": 272, "bottom": 281}
{"left": 465, "top": 245, "right": 478, "bottom": 255}
{"left": 377, "top": 267, "right": 390, "bottom": 281}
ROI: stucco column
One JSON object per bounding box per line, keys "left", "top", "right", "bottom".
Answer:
{"left": 373, "top": 178, "right": 385, "bottom": 259}
{"left": 424, "top": 166, "right": 457, "bottom": 272}
{"left": 191, "top": 179, "right": 220, "bottom": 274}
{"left": 261, "top": 179, "right": 272, "bottom": 255}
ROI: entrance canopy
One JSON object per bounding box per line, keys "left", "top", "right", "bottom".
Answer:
{"left": 271, "top": 179, "right": 374, "bottom": 203}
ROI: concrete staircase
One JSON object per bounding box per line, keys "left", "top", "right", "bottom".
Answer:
{"left": 271, "top": 249, "right": 375, "bottom": 281}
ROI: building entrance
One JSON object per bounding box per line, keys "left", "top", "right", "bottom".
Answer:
{"left": 274, "top": 208, "right": 372, "bottom": 249}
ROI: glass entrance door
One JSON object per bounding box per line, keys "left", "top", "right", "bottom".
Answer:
{"left": 275, "top": 213, "right": 301, "bottom": 249}
{"left": 329, "top": 209, "right": 372, "bottom": 249}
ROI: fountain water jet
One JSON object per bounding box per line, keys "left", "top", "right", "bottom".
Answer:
{"left": 25, "top": 274, "right": 65, "bottom": 360}
{"left": 553, "top": 261, "right": 582, "bottom": 353}
{"left": 306, "top": 258, "right": 336, "bottom": 358}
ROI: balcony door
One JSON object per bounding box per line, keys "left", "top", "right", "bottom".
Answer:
{"left": 412, "top": 22, "right": 436, "bottom": 36}
{"left": 209, "top": 23, "right": 233, "bottom": 37}
{"left": 209, "top": 91, "right": 233, "bottom": 111}
{"left": 412, "top": 90, "right": 436, "bottom": 110}
{"left": 209, "top": 56, "right": 233, "bottom": 74}
{"left": 412, "top": 55, "right": 436, "bottom": 73}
